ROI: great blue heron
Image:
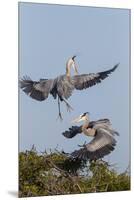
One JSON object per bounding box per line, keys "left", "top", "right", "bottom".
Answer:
{"left": 62, "top": 112, "right": 119, "bottom": 161}
{"left": 20, "top": 56, "right": 119, "bottom": 119}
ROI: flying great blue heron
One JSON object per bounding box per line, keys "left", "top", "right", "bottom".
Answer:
{"left": 62, "top": 112, "right": 119, "bottom": 161}
{"left": 20, "top": 56, "right": 119, "bottom": 119}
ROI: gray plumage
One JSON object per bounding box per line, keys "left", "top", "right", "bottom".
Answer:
{"left": 19, "top": 56, "right": 119, "bottom": 118}
{"left": 20, "top": 64, "right": 119, "bottom": 101}
{"left": 72, "top": 64, "right": 119, "bottom": 90}
{"left": 62, "top": 125, "right": 82, "bottom": 138}
{"left": 62, "top": 114, "right": 119, "bottom": 161}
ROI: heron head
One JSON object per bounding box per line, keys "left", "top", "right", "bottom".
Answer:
{"left": 72, "top": 112, "right": 89, "bottom": 123}
{"left": 72, "top": 55, "right": 76, "bottom": 61}
{"left": 66, "top": 55, "right": 78, "bottom": 75}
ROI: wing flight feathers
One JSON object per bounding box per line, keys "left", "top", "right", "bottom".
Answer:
{"left": 62, "top": 126, "right": 82, "bottom": 138}
{"left": 71, "top": 128, "right": 117, "bottom": 161}
{"left": 73, "top": 63, "right": 119, "bottom": 90}
{"left": 19, "top": 76, "right": 55, "bottom": 101}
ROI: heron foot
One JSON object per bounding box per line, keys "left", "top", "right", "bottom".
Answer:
{"left": 56, "top": 112, "right": 63, "bottom": 121}
{"left": 62, "top": 98, "right": 73, "bottom": 112}
{"left": 65, "top": 102, "right": 73, "bottom": 112}
{"left": 78, "top": 141, "right": 87, "bottom": 148}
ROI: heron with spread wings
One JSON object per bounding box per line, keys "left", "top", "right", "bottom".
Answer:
{"left": 20, "top": 56, "right": 119, "bottom": 119}
{"left": 62, "top": 112, "right": 119, "bottom": 161}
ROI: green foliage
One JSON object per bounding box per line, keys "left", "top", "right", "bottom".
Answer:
{"left": 19, "top": 146, "right": 130, "bottom": 197}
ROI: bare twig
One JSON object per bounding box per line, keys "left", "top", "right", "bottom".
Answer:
{"left": 75, "top": 183, "right": 83, "bottom": 193}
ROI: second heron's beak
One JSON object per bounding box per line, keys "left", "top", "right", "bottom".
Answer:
{"left": 71, "top": 115, "right": 82, "bottom": 123}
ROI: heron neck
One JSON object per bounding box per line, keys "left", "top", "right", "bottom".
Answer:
{"left": 66, "top": 64, "right": 71, "bottom": 77}
{"left": 82, "top": 117, "right": 90, "bottom": 130}
{"left": 82, "top": 117, "right": 95, "bottom": 137}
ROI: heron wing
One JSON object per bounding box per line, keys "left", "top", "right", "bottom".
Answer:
{"left": 19, "top": 76, "right": 55, "bottom": 101}
{"left": 90, "top": 119, "right": 119, "bottom": 136}
{"left": 72, "top": 63, "right": 119, "bottom": 90}
{"left": 89, "top": 119, "right": 111, "bottom": 128}
{"left": 62, "top": 126, "right": 82, "bottom": 138}
{"left": 71, "top": 128, "right": 117, "bottom": 160}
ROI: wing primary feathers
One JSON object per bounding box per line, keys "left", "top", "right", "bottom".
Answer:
{"left": 70, "top": 128, "right": 117, "bottom": 161}
{"left": 62, "top": 126, "right": 82, "bottom": 138}
{"left": 19, "top": 76, "right": 54, "bottom": 101}
{"left": 73, "top": 63, "right": 119, "bottom": 90}
{"left": 19, "top": 77, "right": 45, "bottom": 101}
{"left": 71, "top": 143, "right": 116, "bottom": 161}
{"left": 98, "top": 63, "right": 119, "bottom": 80}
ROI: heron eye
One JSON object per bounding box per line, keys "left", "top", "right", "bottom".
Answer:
{"left": 82, "top": 113, "right": 86, "bottom": 117}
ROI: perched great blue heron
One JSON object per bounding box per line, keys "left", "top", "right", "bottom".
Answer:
{"left": 20, "top": 56, "right": 119, "bottom": 119}
{"left": 62, "top": 112, "right": 119, "bottom": 161}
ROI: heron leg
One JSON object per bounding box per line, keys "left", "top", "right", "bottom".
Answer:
{"left": 63, "top": 98, "right": 73, "bottom": 112}
{"left": 57, "top": 97, "right": 63, "bottom": 121}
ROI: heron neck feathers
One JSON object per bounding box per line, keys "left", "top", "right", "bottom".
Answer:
{"left": 82, "top": 116, "right": 90, "bottom": 129}
{"left": 66, "top": 63, "right": 71, "bottom": 77}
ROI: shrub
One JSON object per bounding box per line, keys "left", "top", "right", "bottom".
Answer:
{"left": 19, "top": 146, "right": 130, "bottom": 197}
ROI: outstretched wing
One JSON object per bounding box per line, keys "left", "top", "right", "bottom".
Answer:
{"left": 19, "top": 76, "right": 55, "bottom": 101}
{"left": 72, "top": 63, "right": 119, "bottom": 90}
{"left": 91, "top": 119, "right": 119, "bottom": 136}
{"left": 71, "top": 128, "right": 117, "bottom": 161}
{"left": 62, "top": 126, "right": 82, "bottom": 138}
{"left": 62, "top": 119, "right": 116, "bottom": 139}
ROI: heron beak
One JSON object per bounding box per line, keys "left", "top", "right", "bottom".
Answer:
{"left": 71, "top": 116, "right": 82, "bottom": 123}
{"left": 72, "top": 62, "right": 79, "bottom": 75}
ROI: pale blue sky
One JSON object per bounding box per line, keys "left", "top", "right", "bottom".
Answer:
{"left": 19, "top": 3, "right": 130, "bottom": 172}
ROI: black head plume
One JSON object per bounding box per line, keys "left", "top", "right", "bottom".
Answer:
{"left": 81, "top": 112, "right": 89, "bottom": 117}
{"left": 72, "top": 55, "right": 76, "bottom": 61}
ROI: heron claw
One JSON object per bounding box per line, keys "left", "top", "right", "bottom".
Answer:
{"left": 62, "top": 99, "right": 73, "bottom": 113}
{"left": 56, "top": 112, "right": 63, "bottom": 121}
{"left": 66, "top": 103, "right": 73, "bottom": 112}
{"left": 78, "top": 141, "right": 87, "bottom": 148}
